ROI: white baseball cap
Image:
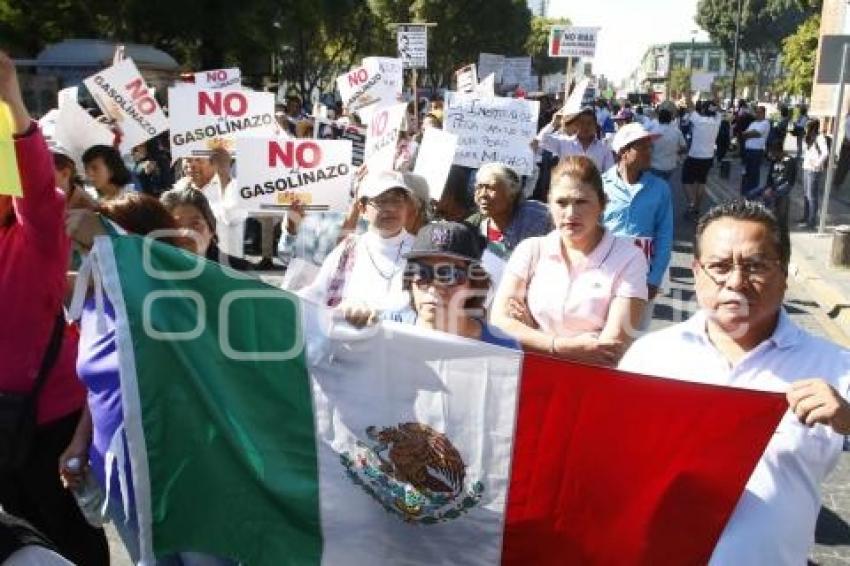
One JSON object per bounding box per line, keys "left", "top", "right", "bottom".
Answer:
{"left": 611, "top": 122, "right": 661, "bottom": 154}
{"left": 359, "top": 170, "right": 436, "bottom": 205}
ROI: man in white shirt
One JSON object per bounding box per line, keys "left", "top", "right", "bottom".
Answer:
{"left": 620, "top": 200, "right": 850, "bottom": 565}
{"left": 682, "top": 101, "right": 722, "bottom": 218}
{"left": 649, "top": 107, "right": 687, "bottom": 181}
{"left": 546, "top": 107, "right": 615, "bottom": 174}
{"left": 173, "top": 156, "right": 246, "bottom": 257}
{"left": 741, "top": 105, "right": 771, "bottom": 194}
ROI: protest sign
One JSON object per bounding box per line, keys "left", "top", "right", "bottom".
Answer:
{"left": 336, "top": 58, "right": 403, "bottom": 113}
{"left": 413, "top": 128, "right": 458, "bottom": 200}
{"left": 83, "top": 58, "right": 169, "bottom": 151}
{"left": 690, "top": 72, "right": 715, "bottom": 93}
{"left": 397, "top": 25, "right": 428, "bottom": 69}
{"left": 195, "top": 68, "right": 242, "bottom": 89}
{"left": 314, "top": 119, "right": 367, "bottom": 166}
{"left": 364, "top": 102, "right": 407, "bottom": 172}
{"left": 548, "top": 26, "right": 600, "bottom": 58}
{"left": 54, "top": 101, "right": 116, "bottom": 169}
{"left": 444, "top": 92, "right": 539, "bottom": 176}
{"left": 478, "top": 53, "right": 504, "bottom": 84}
{"left": 235, "top": 137, "right": 353, "bottom": 213}
{"left": 476, "top": 74, "right": 496, "bottom": 97}
{"left": 502, "top": 57, "right": 532, "bottom": 87}
{"left": 456, "top": 64, "right": 478, "bottom": 94}
{"left": 561, "top": 78, "right": 590, "bottom": 117}
{"left": 0, "top": 102, "right": 22, "bottom": 196}
{"left": 167, "top": 87, "right": 276, "bottom": 160}
{"left": 57, "top": 86, "right": 78, "bottom": 109}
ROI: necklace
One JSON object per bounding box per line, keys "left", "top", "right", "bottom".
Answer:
{"left": 364, "top": 238, "right": 406, "bottom": 285}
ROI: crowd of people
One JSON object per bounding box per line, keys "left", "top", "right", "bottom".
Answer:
{"left": 1, "top": 45, "right": 850, "bottom": 566}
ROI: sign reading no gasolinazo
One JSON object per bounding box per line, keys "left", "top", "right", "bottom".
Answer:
{"left": 548, "top": 26, "right": 600, "bottom": 59}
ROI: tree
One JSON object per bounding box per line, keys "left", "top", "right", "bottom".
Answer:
{"left": 368, "top": 0, "right": 532, "bottom": 89}
{"left": 781, "top": 11, "right": 819, "bottom": 98}
{"left": 695, "top": 0, "right": 814, "bottom": 100}
{"left": 669, "top": 67, "right": 692, "bottom": 98}
{"left": 524, "top": 16, "right": 571, "bottom": 79}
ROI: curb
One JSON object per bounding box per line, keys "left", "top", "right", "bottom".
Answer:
{"left": 789, "top": 237, "right": 850, "bottom": 347}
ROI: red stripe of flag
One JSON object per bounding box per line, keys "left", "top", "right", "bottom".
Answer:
{"left": 503, "top": 354, "right": 787, "bottom": 565}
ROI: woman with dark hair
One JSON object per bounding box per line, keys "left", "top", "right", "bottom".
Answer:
{"left": 401, "top": 221, "right": 517, "bottom": 347}
{"left": 160, "top": 187, "right": 256, "bottom": 271}
{"left": 81, "top": 144, "right": 133, "bottom": 201}
{"left": 800, "top": 119, "right": 829, "bottom": 229}
{"left": 62, "top": 194, "right": 236, "bottom": 565}
{"left": 0, "top": 50, "right": 109, "bottom": 566}
{"left": 491, "top": 156, "right": 648, "bottom": 367}
{"left": 52, "top": 152, "right": 96, "bottom": 211}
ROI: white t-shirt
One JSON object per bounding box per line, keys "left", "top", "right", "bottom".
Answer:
{"left": 744, "top": 119, "right": 772, "bottom": 151}
{"left": 299, "top": 229, "right": 414, "bottom": 317}
{"left": 651, "top": 123, "right": 687, "bottom": 172}
{"left": 803, "top": 134, "right": 830, "bottom": 172}
{"left": 687, "top": 112, "right": 722, "bottom": 160}
{"left": 619, "top": 310, "right": 850, "bottom": 566}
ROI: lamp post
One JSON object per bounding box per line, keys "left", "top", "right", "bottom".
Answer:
{"left": 729, "top": 0, "right": 743, "bottom": 107}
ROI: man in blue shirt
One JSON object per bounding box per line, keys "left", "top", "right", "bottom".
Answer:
{"left": 602, "top": 122, "right": 674, "bottom": 301}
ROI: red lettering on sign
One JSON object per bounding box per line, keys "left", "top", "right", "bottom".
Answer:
{"left": 370, "top": 110, "right": 388, "bottom": 137}
{"left": 268, "top": 141, "right": 322, "bottom": 168}
{"left": 124, "top": 77, "right": 157, "bottom": 116}
{"left": 207, "top": 70, "right": 227, "bottom": 82}
{"left": 347, "top": 68, "right": 369, "bottom": 87}
{"left": 198, "top": 91, "right": 247, "bottom": 116}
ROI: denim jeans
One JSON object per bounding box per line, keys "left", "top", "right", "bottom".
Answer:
{"left": 802, "top": 169, "right": 822, "bottom": 227}
{"left": 741, "top": 149, "right": 765, "bottom": 194}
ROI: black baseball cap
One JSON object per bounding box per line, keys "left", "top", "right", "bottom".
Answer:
{"left": 405, "top": 221, "right": 484, "bottom": 263}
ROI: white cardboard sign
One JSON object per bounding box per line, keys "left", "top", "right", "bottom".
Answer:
{"left": 397, "top": 25, "right": 428, "bottom": 69}
{"left": 195, "top": 68, "right": 242, "bottom": 89}
{"left": 456, "top": 64, "right": 478, "bottom": 94}
{"left": 476, "top": 74, "right": 496, "bottom": 97}
{"left": 336, "top": 57, "right": 403, "bottom": 113}
{"left": 235, "top": 138, "right": 353, "bottom": 213}
{"left": 83, "top": 58, "right": 169, "bottom": 151}
{"left": 167, "top": 87, "right": 277, "bottom": 160}
{"left": 413, "top": 128, "right": 458, "bottom": 201}
{"left": 444, "top": 92, "right": 540, "bottom": 176}
{"left": 54, "top": 102, "right": 116, "bottom": 169}
{"left": 364, "top": 102, "right": 407, "bottom": 172}
{"left": 478, "top": 53, "right": 504, "bottom": 85}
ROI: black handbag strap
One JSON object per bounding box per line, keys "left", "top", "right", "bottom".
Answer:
{"left": 29, "top": 310, "right": 67, "bottom": 402}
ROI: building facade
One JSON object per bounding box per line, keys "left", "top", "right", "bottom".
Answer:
{"left": 632, "top": 41, "right": 784, "bottom": 101}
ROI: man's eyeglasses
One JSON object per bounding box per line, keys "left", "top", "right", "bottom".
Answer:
{"left": 405, "top": 262, "right": 469, "bottom": 287}
{"left": 696, "top": 257, "right": 783, "bottom": 285}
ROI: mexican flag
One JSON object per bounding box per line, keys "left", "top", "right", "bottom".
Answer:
{"left": 88, "top": 234, "right": 787, "bottom": 565}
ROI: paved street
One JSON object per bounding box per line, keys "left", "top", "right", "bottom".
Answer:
{"left": 656, "top": 157, "right": 850, "bottom": 564}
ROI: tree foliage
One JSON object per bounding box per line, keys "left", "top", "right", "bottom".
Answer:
{"left": 525, "top": 16, "right": 571, "bottom": 78}
{"left": 0, "top": 0, "right": 534, "bottom": 97}
{"left": 781, "top": 11, "right": 819, "bottom": 97}
{"left": 669, "top": 67, "right": 692, "bottom": 98}
{"left": 695, "top": 0, "right": 815, "bottom": 98}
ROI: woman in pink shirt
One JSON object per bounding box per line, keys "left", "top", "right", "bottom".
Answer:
{"left": 491, "top": 156, "right": 648, "bottom": 367}
{"left": 0, "top": 52, "right": 108, "bottom": 563}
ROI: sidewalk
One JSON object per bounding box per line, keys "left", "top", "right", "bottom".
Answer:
{"left": 705, "top": 152, "right": 850, "bottom": 347}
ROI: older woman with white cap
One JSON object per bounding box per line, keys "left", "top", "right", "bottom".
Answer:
{"left": 298, "top": 170, "right": 421, "bottom": 323}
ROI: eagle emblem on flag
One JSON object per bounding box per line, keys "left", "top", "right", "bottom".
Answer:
{"left": 340, "top": 422, "right": 484, "bottom": 524}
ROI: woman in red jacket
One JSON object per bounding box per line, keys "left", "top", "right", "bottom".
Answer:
{"left": 0, "top": 52, "right": 108, "bottom": 565}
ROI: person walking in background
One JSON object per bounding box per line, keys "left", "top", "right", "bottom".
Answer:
{"left": 800, "top": 119, "right": 829, "bottom": 229}
{"left": 740, "top": 106, "right": 771, "bottom": 195}
{"left": 683, "top": 100, "right": 722, "bottom": 219}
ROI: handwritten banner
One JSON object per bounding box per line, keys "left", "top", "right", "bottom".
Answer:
{"left": 444, "top": 92, "right": 539, "bottom": 176}
{"left": 83, "top": 58, "right": 169, "bottom": 151}
{"left": 167, "top": 87, "right": 276, "bottom": 160}
{"left": 364, "top": 102, "right": 407, "bottom": 172}
{"left": 235, "top": 138, "right": 353, "bottom": 213}
{"left": 195, "top": 68, "right": 241, "bottom": 89}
